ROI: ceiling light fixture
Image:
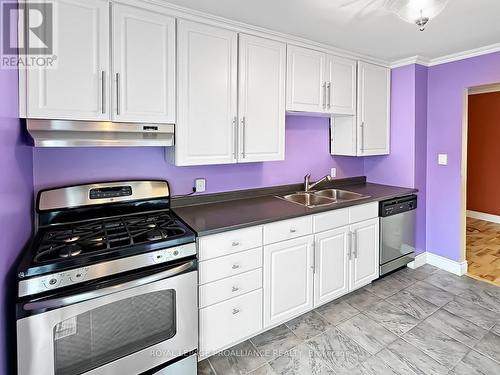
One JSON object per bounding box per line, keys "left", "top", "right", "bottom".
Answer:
{"left": 386, "top": 0, "right": 449, "bottom": 31}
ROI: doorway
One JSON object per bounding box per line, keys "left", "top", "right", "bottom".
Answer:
{"left": 464, "top": 84, "right": 500, "bottom": 286}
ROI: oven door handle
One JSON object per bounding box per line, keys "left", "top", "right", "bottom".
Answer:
{"left": 24, "top": 260, "right": 196, "bottom": 311}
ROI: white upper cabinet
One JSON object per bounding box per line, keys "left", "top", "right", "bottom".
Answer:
{"left": 286, "top": 46, "right": 326, "bottom": 113}
{"left": 26, "top": 0, "right": 110, "bottom": 120}
{"left": 173, "top": 26, "right": 286, "bottom": 166}
{"left": 175, "top": 20, "right": 238, "bottom": 166}
{"left": 350, "top": 218, "right": 379, "bottom": 290}
{"left": 326, "top": 56, "right": 357, "bottom": 115}
{"left": 286, "top": 45, "right": 356, "bottom": 115}
{"left": 331, "top": 62, "right": 390, "bottom": 157}
{"left": 112, "top": 4, "right": 175, "bottom": 123}
{"left": 238, "top": 35, "right": 286, "bottom": 163}
{"left": 357, "top": 62, "right": 391, "bottom": 156}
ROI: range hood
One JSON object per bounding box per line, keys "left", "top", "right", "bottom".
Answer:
{"left": 27, "top": 119, "right": 175, "bottom": 147}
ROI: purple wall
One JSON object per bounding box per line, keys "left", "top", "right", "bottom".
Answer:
{"left": 426, "top": 51, "right": 500, "bottom": 261}
{"left": 364, "top": 64, "right": 428, "bottom": 253}
{"left": 33, "top": 115, "right": 365, "bottom": 194}
{"left": 0, "top": 5, "right": 34, "bottom": 372}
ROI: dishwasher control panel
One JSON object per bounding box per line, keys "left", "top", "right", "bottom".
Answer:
{"left": 379, "top": 195, "right": 417, "bottom": 217}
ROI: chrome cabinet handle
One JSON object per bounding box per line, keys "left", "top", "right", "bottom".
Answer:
{"left": 348, "top": 231, "right": 353, "bottom": 260}
{"left": 360, "top": 121, "right": 365, "bottom": 153}
{"left": 232, "top": 308, "right": 241, "bottom": 315}
{"left": 101, "top": 71, "right": 106, "bottom": 114}
{"left": 322, "top": 82, "right": 327, "bottom": 109}
{"left": 232, "top": 241, "right": 240, "bottom": 247}
{"left": 327, "top": 82, "right": 332, "bottom": 109}
{"left": 233, "top": 116, "right": 238, "bottom": 160}
{"left": 290, "top": 228, "right": 297, "bottom": 233}
{"left": 232, "top": 264, "right": 241, "bottom": 270}
{"left": 241, "top": 116, "right": 246, "bottom": 159}
{"left": 116, "top": 73, "right": 121, "bottom": 115}
{"left": 231, "top": 286, "right": 240, "bottom": 292}
{"left": 312, "top": 241, "right": 316, "bottom": 273}
{"left": 353, "top": 230, "right": 359, "bottom": 259}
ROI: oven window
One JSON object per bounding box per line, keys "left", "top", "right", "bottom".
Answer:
{"left": 53, "top": 290, "right": 176, "bottom": 375}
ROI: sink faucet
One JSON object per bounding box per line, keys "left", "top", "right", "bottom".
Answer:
{"left": 304, "top": 174, "right": 333, "bottom": 192}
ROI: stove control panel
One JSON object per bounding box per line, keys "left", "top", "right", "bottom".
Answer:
{"left": 18, "top": 242, "right": 197, "bottom": 297}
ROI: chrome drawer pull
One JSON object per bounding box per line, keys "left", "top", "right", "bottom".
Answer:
{"left": 290, "top": 228, "right": 297, "bottom": 233}
{"left": 231, "top": 286, "right": 240, "bottom": 292}
{"left": 232, "top": 241, "right": 240, "bottom": 247}
{"left": 232, "top": 308, "right": 241, "bottom": 315}
{"left": 232, "top": 264, "right": 241, "bottom": 269}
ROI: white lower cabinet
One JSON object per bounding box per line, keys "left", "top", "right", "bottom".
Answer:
{"left": 199, "top": 289, "right": 262, "bottom": 357}
{"left": 313, "top": 218, "right": 379, "bottom": 307}
{"left": 263, "top": 235, "right": 314, "bottom": 328}
{"left": 313, "top": 227, "right": 350, "bottom": 306}
{"left": 350, "top": 218, "right": 379, "bottom": 290}
{"left": 199, "top": 203, "right": 380, "bottom": 357}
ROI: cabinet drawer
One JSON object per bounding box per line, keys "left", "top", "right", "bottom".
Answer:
{"left": 199, "top": 268, "right": 262, "bottom": 308}
{"left": 349, "top": 202, "right": 378, "bottom": 223}
{"left": 313, "top": 208, "right": 349, "bottom": 233}
{"left": 198, "top": 226, "right": 262, "bottom": 261}
{"left": 200, "top": 289, "right": 263, "bottom": 356}
{"left": 263, "top": 216, "right": 313, "bottom": 245}
{"left": 199, "top": 247, "right": 262, "bottom": 284}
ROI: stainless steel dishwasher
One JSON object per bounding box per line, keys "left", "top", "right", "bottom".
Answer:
{"left": 379, "top": 195, "right": 417, "bottom": 276}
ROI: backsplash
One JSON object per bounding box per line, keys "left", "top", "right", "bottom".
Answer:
{"left": 33, "top": 115, "right": 365, "bottom": 195}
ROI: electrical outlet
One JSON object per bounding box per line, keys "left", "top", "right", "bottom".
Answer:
{"left": 194, "top": 178, "right": 206, "bottom": 193}
{"left": 330, "top": 168, "right": 337, "bottom": 178}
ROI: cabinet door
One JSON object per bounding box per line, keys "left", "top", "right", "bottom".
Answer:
{"left": 112, "top": 4, "right": 175, "bottom": 123}
{"left": 326, "top": 56, "right": 356, "bottom": 115}
{"left": 238, "top": 35, "right": 286, "bottom": 162}
{"left": 286, "top": 46, "right": 326, "bottom": 113}
{"left": 26, "top": 0, "right": 109, "bottom": 120}
{"left": 176, "top": 20, "right": 238, "bottom": 166}
{"left": 264, "top": 236, "right": 314, "bottom": 328}
{"left": 314, "top": 227, "right": 350, "bottom": 307}
{"left": 357, "top": 62, "right": 391, "bottom": 156}
{"left": 350, "top": 218, "right": 379, "bottom": 290}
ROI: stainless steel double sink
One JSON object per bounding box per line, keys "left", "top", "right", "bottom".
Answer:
{"left": 277, "top": 189, "right": 370, "bottom": 208}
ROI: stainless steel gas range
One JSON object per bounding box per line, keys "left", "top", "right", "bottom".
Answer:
{"left": 15, "top": 181, "right": 198, "bottom": 375}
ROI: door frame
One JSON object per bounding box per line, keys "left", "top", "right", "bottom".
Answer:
{"left": 460, "top": 83, "right": 500, "bottom": 262}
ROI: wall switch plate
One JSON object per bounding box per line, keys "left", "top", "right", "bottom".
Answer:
{"left": 438, "top": 154, "right": 448, "bottom": 165}
{"left": 194, "top": 178, "right": 206, "bottom": 193}
{"left": 330, "top": 168, "right": 337, "bottom": 178}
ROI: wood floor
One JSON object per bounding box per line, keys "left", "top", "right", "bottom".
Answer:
{"left": 466, "top": 217, "right": 500, "bottom": 286}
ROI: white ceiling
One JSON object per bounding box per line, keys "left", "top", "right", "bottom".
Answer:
{"left": 162, "top": 0, "right": 500, "bottom": 62}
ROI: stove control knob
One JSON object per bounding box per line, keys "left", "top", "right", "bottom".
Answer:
{"left": 152, "top": 251, "right": 166, "bottom": 263}
{"left": 173, "top": 249, "right": 180, "bottom": 257}
{"left": 44, "top": 276, "right": 61, "bottom": 289}
{"left": 69, "top": 268, "right": 88, "bottom": 282}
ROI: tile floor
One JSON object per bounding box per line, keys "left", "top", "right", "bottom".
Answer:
{"left": 466, "top": 217, "right": 500, "bottom": 286}
{"left": 198, "top": 265, "right": 500, "bottom": 375}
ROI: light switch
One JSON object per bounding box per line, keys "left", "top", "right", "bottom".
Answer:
{"left": 438, "top": 154, "right": 448, "bottom": 165}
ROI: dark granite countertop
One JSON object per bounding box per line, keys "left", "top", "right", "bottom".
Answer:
{"left": 173, "top": 177, "right": 417, "bottom": 236}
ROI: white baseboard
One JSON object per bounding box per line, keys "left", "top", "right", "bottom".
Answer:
{"left": 426, "top": 252, "right": 468, "bottom": 276}
{"left": 407, "top": 252, "right": 427, "bottom": 269}
{"left": 467, "top": 210, "right": 500, "bottom": 224}
{"left": 407, "top": 251, "right": 468, "bottom": 276}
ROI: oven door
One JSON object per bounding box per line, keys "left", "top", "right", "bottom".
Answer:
{"left": 17, "top": 259, "right": 197, "bottom": 375}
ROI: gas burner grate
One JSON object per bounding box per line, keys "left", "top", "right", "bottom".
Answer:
{"left": 34, "top": 212, "right": 186, "bottom": 263}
